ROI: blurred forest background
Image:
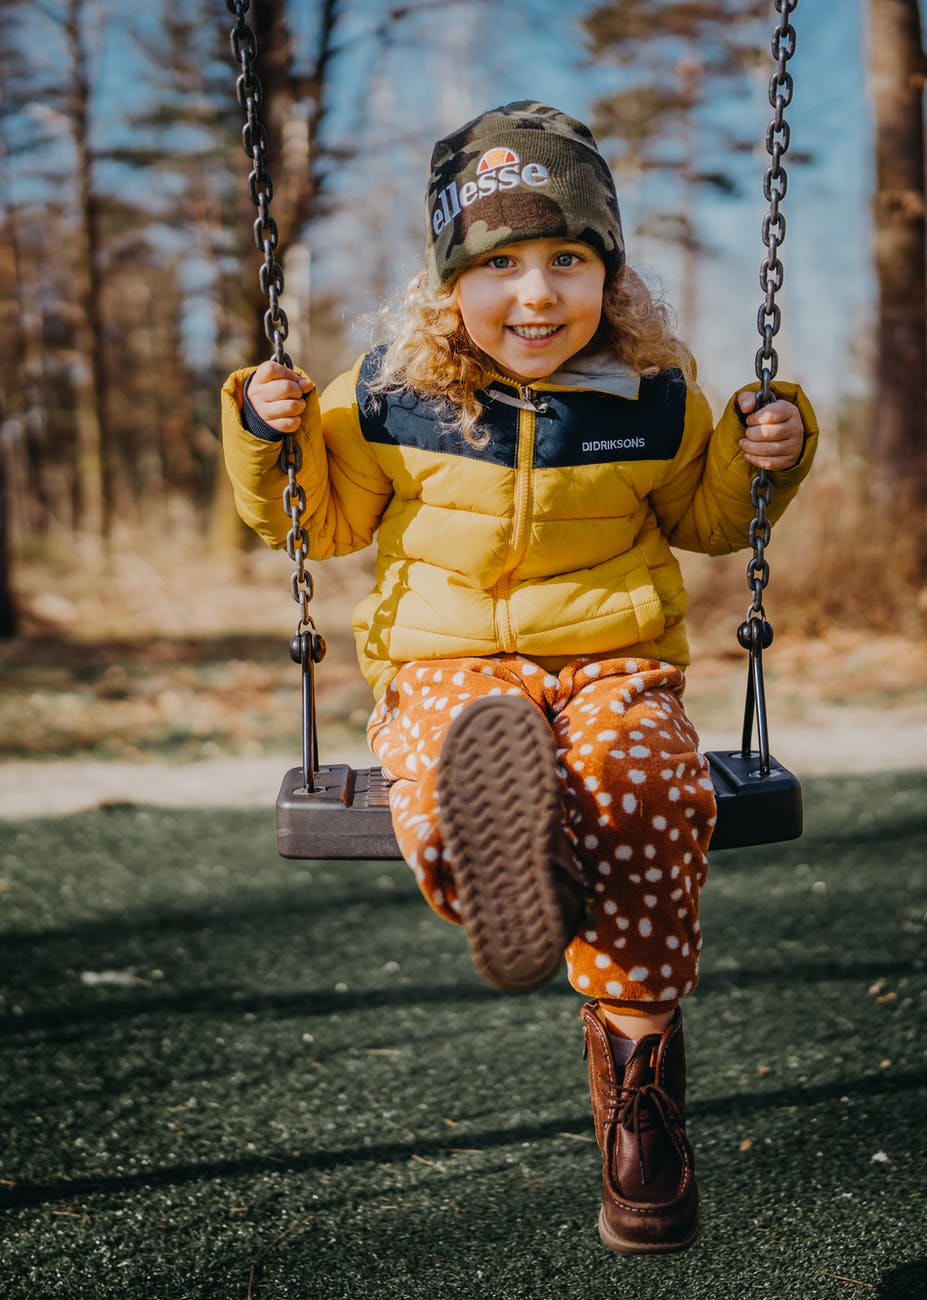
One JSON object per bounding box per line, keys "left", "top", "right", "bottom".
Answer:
{"left": 0, "top": 0, "right": 925, "bottom": 762}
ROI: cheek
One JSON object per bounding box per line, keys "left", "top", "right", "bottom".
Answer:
{"left": 579, "top": 296, "right": 604, "bottom": 341}
{"left": 457, "top": 294, "right": 497, "bottom": 348}
{"left": 575, "top": 275, "right": 606, "bottom": 337}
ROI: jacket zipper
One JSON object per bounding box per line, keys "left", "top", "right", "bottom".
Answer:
{"left": 493, "top": 384, "right": 545, "bottom": 650}
{"left": 486, "top": 382, "right": 551, "bottom": 414}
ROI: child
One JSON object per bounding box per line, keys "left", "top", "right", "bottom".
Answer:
{"left": 221, "top": 101, "right": 817, "bottom": 1254}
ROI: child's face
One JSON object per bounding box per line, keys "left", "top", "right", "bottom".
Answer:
{"left": 454, "top": 237, "right": 606, "bottom": 384}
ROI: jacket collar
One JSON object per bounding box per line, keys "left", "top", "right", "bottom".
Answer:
{"left": 486, "top": 351, "right": 641, "bottom": 402}
{"left": 547, "top": 352, "right": 641, "bottom": 399}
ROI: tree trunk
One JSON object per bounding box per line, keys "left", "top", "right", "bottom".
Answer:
{"left": 0, "top": 435, "right": 15, "bottom": 637}
{"left": 0, "top": 31, "right": 19, "bottom": 636}
{"left": 868, "top": 0, "right": 927, "bottom": 516}
{"left": 65, "top": 0, "right": 110, "bottom": 542}
{"left": 677, "top": 55, "right": 701, "bottom": 340}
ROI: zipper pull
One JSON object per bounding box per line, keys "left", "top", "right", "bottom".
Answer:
{"left": 521, "top": 385, "right": 549, "bottom": 414}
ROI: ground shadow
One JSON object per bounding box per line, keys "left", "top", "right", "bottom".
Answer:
{"left": 876, "top": 1259, "right": 927, "bottom": 1299}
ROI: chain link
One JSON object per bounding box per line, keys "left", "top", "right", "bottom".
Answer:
{"left": 226, "top": 0, "right": 317, "bottom": 638}
{"left": 746, "top": 0, "right": 798, "bottom": 622}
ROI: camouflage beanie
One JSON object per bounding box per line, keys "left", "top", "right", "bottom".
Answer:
{"left": 425, "top": 101, "right": 625, "bottom": 291}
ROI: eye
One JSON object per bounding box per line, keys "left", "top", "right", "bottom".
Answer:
{"left": 552, "top": 251, "right": 583, "bottom": 267}
{"left": 485, "top": 254, "right": 514, "bottom": 270}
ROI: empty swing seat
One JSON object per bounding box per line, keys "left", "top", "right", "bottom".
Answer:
{"left": 275, "top": 750, "right": 802, "bottom": 861}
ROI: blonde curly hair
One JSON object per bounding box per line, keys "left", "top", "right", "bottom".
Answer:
{"left": 370, "top": 263, "right": 693, "bottom": 448}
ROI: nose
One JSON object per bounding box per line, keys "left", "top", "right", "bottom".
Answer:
{"left": 517, "top": 266, "right": 557, "bottom": 309}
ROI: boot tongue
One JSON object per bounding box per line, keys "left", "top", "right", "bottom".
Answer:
{"left": 623, "top": 1034, "right": 660, "bottom": 1089}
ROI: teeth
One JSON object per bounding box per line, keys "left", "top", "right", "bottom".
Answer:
{"left": 510, "top": 324, "right": 561, "bottom": 339}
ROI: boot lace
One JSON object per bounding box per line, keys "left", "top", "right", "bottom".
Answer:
{"left": 616, "top": 1081, "right": 682, "bottom": 1185}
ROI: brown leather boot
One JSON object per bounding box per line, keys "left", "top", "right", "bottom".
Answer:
{"left": 580, "top": 1000, "right": 699, "bottom": 1254}
{"left": 438, "top": 695, "right": 585, "bottom": 992}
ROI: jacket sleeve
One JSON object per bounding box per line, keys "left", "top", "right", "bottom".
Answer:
{"left": 648, "top": 379, "right": 819, "bottom": 555}
{"left": 220, "top": 356, "right": 393, "bottom": 558}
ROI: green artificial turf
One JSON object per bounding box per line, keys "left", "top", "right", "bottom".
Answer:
{"left": 1, "top": 771, "right": 925, "bottom": 1299}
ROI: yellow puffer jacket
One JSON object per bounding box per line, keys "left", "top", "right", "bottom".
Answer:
{"left": 221, "top": 350, "right": 818, "bottom": 700}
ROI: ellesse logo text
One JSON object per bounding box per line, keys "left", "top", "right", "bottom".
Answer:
{"left": 432, "top": 148, "right": 550, "bottom": 236}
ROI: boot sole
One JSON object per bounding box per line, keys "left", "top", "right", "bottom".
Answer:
{"left": 438, "top": 695, "right": 573, "bottom": 992}
{"left": 597, "top": 1204, "right": 701, "bottom": 1255}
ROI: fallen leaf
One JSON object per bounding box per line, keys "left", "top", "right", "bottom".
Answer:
{"left": 80, "top": 969, "right": 147, "bottom": 987}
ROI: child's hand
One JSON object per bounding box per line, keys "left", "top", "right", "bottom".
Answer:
{"left": 248, "top": 360, "right": 314, "bottom": 433}
{"left": 737, "top": 391, "right": 805, "bottom": 471}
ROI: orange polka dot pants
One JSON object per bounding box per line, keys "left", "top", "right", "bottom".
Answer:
{"left": 366, "top": 655, "right": 716, "bottom": 1004}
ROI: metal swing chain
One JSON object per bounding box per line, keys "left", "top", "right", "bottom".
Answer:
{"left": 226, "top": 0, "right": 325, "bottom": 788}
{"left": 737, "top": 0, "right": 798, "bottom": 769}
{"left": 744, "top": 0, "right": 797, "bottom": 630}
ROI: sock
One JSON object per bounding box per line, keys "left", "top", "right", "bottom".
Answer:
{"left": 604, "top": 1023, "right": 637, "bottom": 1071}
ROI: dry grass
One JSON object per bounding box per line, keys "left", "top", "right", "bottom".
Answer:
{"left": 1, "top": 535, "right": 374, "bottom": 760}
{"left": 2, "top": 486, "right": 925, "bottom": 763}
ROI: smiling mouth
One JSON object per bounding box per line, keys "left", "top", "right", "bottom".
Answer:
{"left": 507, "top": 324, "right": 563, "bottom": 340}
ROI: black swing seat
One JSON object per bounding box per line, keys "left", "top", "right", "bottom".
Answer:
{"left": 275, "top": 750, "right": 802, "bottom": 861}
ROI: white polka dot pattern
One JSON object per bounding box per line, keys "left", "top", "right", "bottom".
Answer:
{"left": 367, "top": 654, "right": 714, "bottom": 1004}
